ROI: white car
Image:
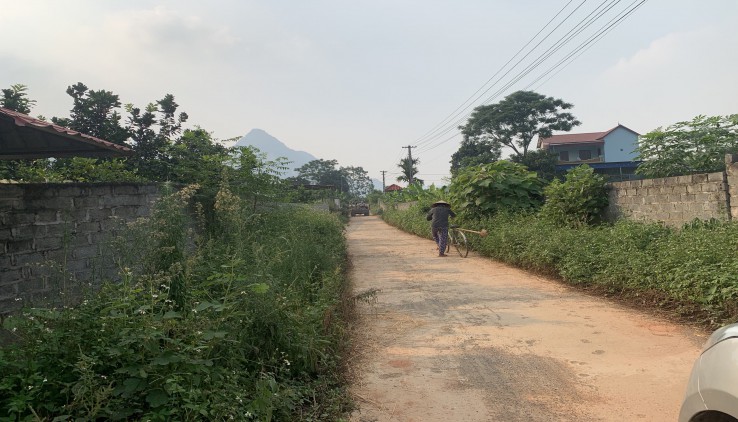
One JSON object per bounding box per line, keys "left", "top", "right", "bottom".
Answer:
{"left": 680, "top": 324, "right": 738, "bottom": 422}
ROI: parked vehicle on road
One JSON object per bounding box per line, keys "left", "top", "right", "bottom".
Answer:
{"left": 350, "top": 203, "right": 370, "bottom": 216}
{"left": 680, "top": 323, "right": 738, "bottom": 422}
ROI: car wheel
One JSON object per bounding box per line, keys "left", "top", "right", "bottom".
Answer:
{"left": 693, "top": 412, "right": 738, "bottom": 422}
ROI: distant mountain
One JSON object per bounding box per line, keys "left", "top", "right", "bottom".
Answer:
{"left": 234, "top": 129, "right": 317, "bottom": 177}
{"left": 234, "top": 128, "right": 383, "bottom": 190}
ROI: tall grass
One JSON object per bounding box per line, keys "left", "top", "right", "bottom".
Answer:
{"left": 383, "top": 205, "right": 738, "bottom": 327}
{"left": 0, "top": 184, "right": 351, "bottom": 421}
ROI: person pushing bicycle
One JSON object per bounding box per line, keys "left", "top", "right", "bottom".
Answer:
{"left": 426, "top": 200, "right": 456, "bottom": 257}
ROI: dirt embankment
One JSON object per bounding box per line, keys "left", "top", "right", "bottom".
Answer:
{"left": 347, "top": 216, "right": 704, "bottom": 422}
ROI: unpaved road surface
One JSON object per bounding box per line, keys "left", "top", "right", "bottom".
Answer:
{"left": 347, "top": 216, "right": 706, "bottom": 422}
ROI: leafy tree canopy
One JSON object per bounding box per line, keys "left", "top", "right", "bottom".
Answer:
{"left": 509, "top": 148, "right": 559, "bottom": 181}
{"left": 125, "top": 94, "right": 190, "bottom": 181}
{"left": 459, "top": 90, "right": 580, "bottom": 159}
{"left": 1, "top": 84, "right": 36, "bottom": 114}
{"left": 56, "top": 82, "right": 129, "bottom": 145}
{"left": 295, "top": 159, "right": 343, "bottom": 186}
{"left": 396, "top": 157, "right": 423, "bottom": 186}
{"left": 226, "top": 146, "right": 290, "bottom": 211}
{"left": 635, "top": 114, "right": 738, "bottom": 178}
{"left": 450, "top": 137, "right": 501, "bottom": 175}
{"left": 294, "top": 159, "right": 372, "bottom": 198}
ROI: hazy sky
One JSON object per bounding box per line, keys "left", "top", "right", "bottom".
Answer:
{"left": 2, "top": 1, "right": 737, "bottom": 185}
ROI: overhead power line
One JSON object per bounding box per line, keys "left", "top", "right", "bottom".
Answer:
{"left": 416, "top": 0, "right": 621, "bottom": 152}
{"left": 414, "top": 0, "right": 648, "bottom": 155}
{"left": 412, "top": 0, "right": 579, "bottom": 147}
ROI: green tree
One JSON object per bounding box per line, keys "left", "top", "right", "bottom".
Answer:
{"left": 450, "top": 137, "right": 501, "bottom": 175}
{"left": 55, "top": 82, "right": 129, "bottom": 145}
{"left": 510, "top": 149, "right": 559, "bottom": 181}
{"left": 125, "top": 94, "right": 190, "bottom": 181}
{"left": 459, "top": 90, "right": 580, "bottom": 159}
{"left": 397, "top": 157, "right": 423, "bottom": 185}
{"left": 540, "top": 164, "right": 607, "bottom": 227}
{"left": 342, "top": 166, "right": 374, "bottom": 197}
{"left": 635, "top": 114, "right": 738, "bottom": 178}
{"left": 449, "top": 160, "right": 543, "bottom": 217}
{"left": 227, "top": 146, "right": 289, "bottom": 212}
{"left": 169, "top": 128, "right": 229, "bottom": 185}
{"left": 1, "top": 84, "right": 36, "bottom": 113}
{"left": 294, "top": 159, "right": 348, "bottom": 192}
{"left": 293, "top": 159, "right": 374, "bottom": 198}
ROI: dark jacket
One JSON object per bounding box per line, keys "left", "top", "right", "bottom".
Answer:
{"left": 426, "top": 206, "right": 456, "bottom": 229}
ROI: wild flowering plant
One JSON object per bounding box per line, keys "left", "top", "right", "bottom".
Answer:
{"left": 0, "top": 182, "right": 351, "bottom": 421}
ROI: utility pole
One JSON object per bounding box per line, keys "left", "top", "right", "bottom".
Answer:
{"left": 380, "top": 170, "right": 387, "bottom": 193}
{"left": 402, "top": 145, "right": 416, "bottom": 184}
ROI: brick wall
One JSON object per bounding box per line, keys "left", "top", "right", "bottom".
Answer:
{"left": 605, "top": 155, "right": 737, "bottom": 226}
{"left": 0, "top": 183, "right": 162, "bottom": 315}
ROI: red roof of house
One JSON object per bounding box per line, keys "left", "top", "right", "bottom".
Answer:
{"left": 0, "top": 107, "right": 133, "bottom": 159}
{"left": 384, "top": 184, "right": 403, "bottom": 191}
{"left": 537, "top": 124, "right": 639, "bottom": 149}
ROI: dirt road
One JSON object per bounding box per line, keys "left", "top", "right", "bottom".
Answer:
{"left": 347, "top": 216, "right": 705, "bottom": 422}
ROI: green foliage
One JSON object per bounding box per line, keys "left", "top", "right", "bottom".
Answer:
{"left": 58, "top": 82, "right": 129, "bottom": 145}
{"left": 636, "top": 114, "right": 738, "bottom": 178}
{"left": 291, "top": 159, "right": 373, "bottom": 200}
{"left": 0, "top": 184, "right": 352, "bottom": 421}
{"left": 382, "top": 207, "right": 738, "bottom": 326}
{"left": 169, "top": 128, "right": 229, "bottom": 187}
{"left": 380, "top": 183, "right": 448, "bottom": 208}
{"left": 459, "top": 90, "right": 580, "bottom": 159}
{"left": 509, "top": 149, "right": 558, "bottom": 181}
{"left": 381, "top": 202, "right": 435, "bottom": 240}
{"left": 9, "top": 158, "right": 141, "bottom": 183}
{"left": 1, "top": 84, "right": 36, "bottom": 114}
{"left": 449, "top": 160, "right": 543, "bottom": 217}
{"left": 450, "top": 137, "right": 501, "bottom": 175}
{"left": 540, "top": 164, "right": 608, "bottom": 227}
{"left": 125, "top": 94, "right": 192, "bottom": 181}
{"left": 225, "top": 146, "right": 289, "bottom": 212}
{"left": 396, "top": 157, "right": 422, "bottom": 185}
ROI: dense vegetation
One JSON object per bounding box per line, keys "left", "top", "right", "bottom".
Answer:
{"left": 0, "top": 83, "right": 362, "bottom": 420}
{"left": 0, "top": 184, "right": 352, "bottom": 421}
{"left": 383, "top": 203, "right": 738, "bottom": 327}
{"left": 381, "top": 160, "right": 738, "bottom": 329}
{"left": 635, "top": 114, "right": 738, "bottom": 178}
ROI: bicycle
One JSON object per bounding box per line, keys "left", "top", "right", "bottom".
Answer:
{"left": 446, "top": 224, "right": 469, "bottom": 257}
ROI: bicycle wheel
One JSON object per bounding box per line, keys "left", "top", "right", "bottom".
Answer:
{"left": 445, "top": 229, "right": 453, "bottom": 254}
{"left": 451, "top": 230, "right": 468, "bottom": 257}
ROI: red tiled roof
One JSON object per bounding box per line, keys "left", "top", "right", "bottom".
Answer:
{"left": 537, "top": 124, "right": 640, "bottom": 149}
{"left": 0, "top": 107, "right": 133, "bottom": 159}
{"left": 385, "top": 184, "right": 403, "bottom": 191}
{"left": 538, "top": 130, "right": 608, "bottom": 148}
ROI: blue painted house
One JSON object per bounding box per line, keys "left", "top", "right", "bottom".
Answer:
{"left": 537, "top": 124, "right": 641, "bottom": 180}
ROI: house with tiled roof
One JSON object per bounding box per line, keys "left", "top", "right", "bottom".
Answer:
{"left": 384, "top": 183, "right": 403, "bottom": 192}
{"left": 537, "top": 124, "right": 641, "bottom": 180}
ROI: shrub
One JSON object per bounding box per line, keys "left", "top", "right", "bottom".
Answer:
{"left": 383, "top": 206, "right": 738, "bottom": 326}
{"left": 540, "top": 164, "right": 607, "bottom": 227}
{"left": 0, "top": 184, "right": 351, "bottom": 421}
{"left": 449, "top": 161, "right": 543, "bottom": 218}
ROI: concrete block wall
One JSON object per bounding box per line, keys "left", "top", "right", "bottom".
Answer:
{"left": 0, "top": 183, "right": 162, "bottom": 315}
{"left": 606, "top": 162, "right": 733, "bottom": 226}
